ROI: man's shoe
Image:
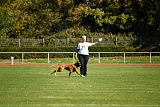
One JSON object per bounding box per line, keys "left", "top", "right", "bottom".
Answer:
{"left": 81, "top": 75, "right": 85, "bottom": 77}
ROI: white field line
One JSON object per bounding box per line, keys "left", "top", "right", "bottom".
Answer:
{"left": 0, "top": 87, "right": 160, "bottom": 93}
{"left": 0, "top": 91, "right": 160, "bottom": 93}
{"left": 0, "top": 104, "right": 160, "bottom": 107}
{"left": 1, "top": 87, "right": 159, "bottom": 90}
{"left": 47, "top": 104, "right": 160, "bottom": 107}
{"left": 0, "top": 90, "right": 160, "bottom": 93}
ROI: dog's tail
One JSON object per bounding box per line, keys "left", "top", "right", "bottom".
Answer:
{"left": 53, "top": 65, "right": 59, "bottom": 68}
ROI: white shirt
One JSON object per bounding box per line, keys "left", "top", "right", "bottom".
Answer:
{"left": 77, "top": 42, "right": 94, "bottom": 55}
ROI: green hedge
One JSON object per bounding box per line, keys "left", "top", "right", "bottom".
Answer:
{"left": 0, "top": 46, "right": 137, "bottom": 59}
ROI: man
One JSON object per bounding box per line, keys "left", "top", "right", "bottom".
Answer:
{"left": 77, "top": 36, "right": 98, "bottom": 77}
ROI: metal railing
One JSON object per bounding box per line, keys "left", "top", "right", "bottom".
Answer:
{"left": 0, "top": 52, "right": 160, "bottom": 64}
{"left": 90, "top": 52, "right": 160, "bottom": 64}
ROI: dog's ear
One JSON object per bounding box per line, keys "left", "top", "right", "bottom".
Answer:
{"left": 53, "top": 65, "right": 59, "bottom": 68}
{"left": 59, "top": 67, "right": 64, "bottom": 72}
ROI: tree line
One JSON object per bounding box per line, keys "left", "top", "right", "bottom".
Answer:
{"left": 0, "top": 0, "right": 160, "bottom": 44}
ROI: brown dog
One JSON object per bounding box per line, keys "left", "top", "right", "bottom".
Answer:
{"left": 51, "top": 61, "right": 81, "bottom": 77}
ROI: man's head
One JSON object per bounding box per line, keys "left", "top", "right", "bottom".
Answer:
{"left": 82, "top": 35, "right": 86, "bottom": 42}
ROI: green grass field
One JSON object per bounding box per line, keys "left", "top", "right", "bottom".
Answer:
{"left": 0, "top": 65, "right": 160, "bottom": 107}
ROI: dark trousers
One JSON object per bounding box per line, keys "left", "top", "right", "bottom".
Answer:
{"left": 79, "top": 54, "right": 89, "bottom": 76}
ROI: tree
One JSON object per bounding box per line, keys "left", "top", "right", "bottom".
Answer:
{"left": 0, "top": 8, "right": 13, "bottom": 38}
{"left": 131, "top": 0, "right": 160, "bottom": 37}
{"left": 0, "top": 0, "right": 159, "bottom": 40}
{"left": 67, "top": 0, "right": 135, "bottom": 33}
{"left": 0, "top": 0, "right": 63, "bottom": 38}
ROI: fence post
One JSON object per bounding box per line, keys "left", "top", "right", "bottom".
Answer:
{"left": 19, "top": 39, "right": 20, "bottom": 47}
{"left": 48, "top": 53, "right": 50, "bottom": 64}
{"left": 150, "top": 52, "right": 152, "bottom": 64}
{"left": 124, "top": 52, "right": 126, "bottom": 64}
{"left": 116, "top": 37, "right": 118, "bottom": 46}
{"left": 66, "top": 38, "right": 69, "bottom": 46}
{"left": 73, "top": 52, "right": 75, "bottom": 63}
{"left": 11, "top": 57, "right": 14, "bottom": 65}
{"left": 43, "top": 38, "right": 45, "bottom": 47}
{"left": 140, "top": 36, "right": 142, "bottom": 47}
{"left": 55, "top": 39, "right": 56, "bottom": 47}
{"left": 98, "top": 53, "right": 100, "bottom": 63}
{"left": 22, "top": 53, "right": 24, "bottom": 64}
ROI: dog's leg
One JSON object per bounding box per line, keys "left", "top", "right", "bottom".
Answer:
{"left": 68, "top": 72, "right": 72, "bottom": 78}
{"left": 74, "top": 67, "right": 82, "bottom": 77}
{"left": 51, "top": 70, "right": 55, "bottom": 74}
{"left": 51, "top": 70, "right": 57, "bottom": 75}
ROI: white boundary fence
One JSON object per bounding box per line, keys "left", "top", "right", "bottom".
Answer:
{"left": 0, "top": 52, "right": 160, "bottom": 64}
